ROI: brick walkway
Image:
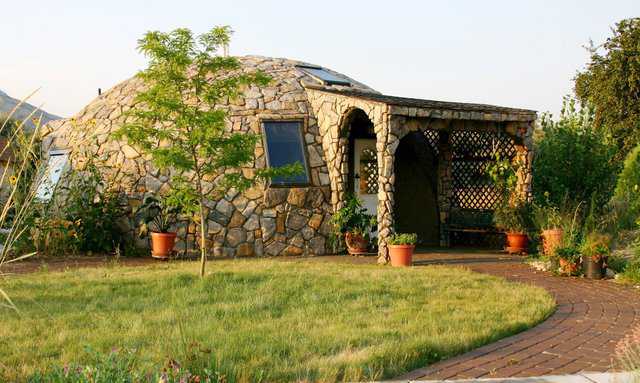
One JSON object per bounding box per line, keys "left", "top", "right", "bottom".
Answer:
{"left": 392, "top": 250, "right": 640, "bottom": 380}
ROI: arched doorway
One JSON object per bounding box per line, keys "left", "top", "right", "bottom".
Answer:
{"left": 344, "top": 109, "right": 377, "bottom": 217}
{"left": 394, "top": 131, "right": 439, "bottom": 246}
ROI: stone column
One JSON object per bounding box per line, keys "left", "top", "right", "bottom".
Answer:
{"left": 376, "top": 114, "right": 399, "bottom": 263}
{"left": 437, "top": 130, "right": 452, "bottom": 247}
{"left": 507, "top": 121, "right": 534, "bottom": 201}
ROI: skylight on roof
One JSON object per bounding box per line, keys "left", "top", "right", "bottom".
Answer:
{"left": 297, "top": 65, "right": 351, "bottom": 86}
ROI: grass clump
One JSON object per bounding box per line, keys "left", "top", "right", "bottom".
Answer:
{"left": 1, "top": 259, "right": 555, "bottom": 382}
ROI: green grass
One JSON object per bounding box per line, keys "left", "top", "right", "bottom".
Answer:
{"left": 0, "top": 259, "right": 555, "bottom": 382}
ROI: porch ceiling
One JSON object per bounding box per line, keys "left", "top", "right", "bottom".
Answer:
{"left": 307, "top": 86, "right": 537, "bottom": 122}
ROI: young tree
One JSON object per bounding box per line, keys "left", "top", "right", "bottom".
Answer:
{"left": 114, "top": 27, "right": 297, "bottom": 276}
{"left": 575, "top": 18, "right": 640, "bottom": 160}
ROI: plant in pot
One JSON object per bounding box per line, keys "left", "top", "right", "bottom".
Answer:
{"left": 580, "top": 232, "right": 610, "bottom": 279}
{"left": 136, "top": 194, "right": 181, "bottom": 260}
{"left": 387, "top": 233, "right": 417, "bottom": 267}
{"left": 533, "top": 201, "right": 564, "bottom": 256}
{"left": 493, "top": 200, "right": 532, "bottom": 254}
{"left": 554, "top": 245, "right": 581, "bottom": 276}
{"left": 330, "top": 195, "right": 377, "bottom": 255}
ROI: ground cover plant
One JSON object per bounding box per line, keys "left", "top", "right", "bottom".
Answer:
{"left": 0, "top": 260, "right": 554, "bottom": 382}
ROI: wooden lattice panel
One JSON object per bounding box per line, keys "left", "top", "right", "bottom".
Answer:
{"left": 451, "top": 130, "right": 516, "bottom": 210}
{"left": 359, "top": 148, "right": 378, "bottom": 194}
{"left": 422, "top": 129, "right": 440, "bottom": 155}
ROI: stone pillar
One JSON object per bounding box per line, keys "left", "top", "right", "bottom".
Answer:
{"left": 376, "top": 114, "right": 399, "bottom": 263}
{"left": 437, "top": 130, "right": 452, "bottom": 247}
{"left": 506, "top": 121, "right": 534, "bottom": 201}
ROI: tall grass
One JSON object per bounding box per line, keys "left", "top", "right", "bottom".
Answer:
{"left": 0, "top": 92, "right": 45, "bottom": 311}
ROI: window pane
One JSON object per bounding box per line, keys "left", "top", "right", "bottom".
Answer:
{"left": 35, "top": 152, "right": 69, "bottom": 201}
{"left": 263, "top": 121, "right": 310, "bottom": 185}
{"left": 299, "top": 66, "right": 351, "bottom": 86}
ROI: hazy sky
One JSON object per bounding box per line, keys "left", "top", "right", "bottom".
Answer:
{"left": 2, "top": 0, "right": 638, "bottom": 118}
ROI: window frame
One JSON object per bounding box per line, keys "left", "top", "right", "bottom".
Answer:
{"left": 34, "top": 149, "right": 70, "bottom": 202}
{"left": 261, "top": 119, "right": 312, "bottom": 188}
{"left": 296, "top": 65, "right": 351, "bottom": 86}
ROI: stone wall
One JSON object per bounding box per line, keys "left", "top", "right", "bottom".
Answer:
{"left": 41, "top": 56, "right": 377, "bottom": 258}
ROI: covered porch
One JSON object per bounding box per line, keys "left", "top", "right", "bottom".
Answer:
{"left": 306, "top": 87, "right": 537, "bottom": 263}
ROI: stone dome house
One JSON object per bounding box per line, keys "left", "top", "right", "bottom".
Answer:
{"left": 41, "top": 56, "right": 536, "bottom": 262}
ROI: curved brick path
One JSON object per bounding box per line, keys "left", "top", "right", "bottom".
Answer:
{"left": 395, "top": 252, "right": 640, "bottom": 381}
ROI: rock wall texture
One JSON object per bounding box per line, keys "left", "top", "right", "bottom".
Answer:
{"left": 41, "top": 56, "right": 376, "bottom": 258}
{"left": 42, "top": 54, "right": 536, "bottom": 262}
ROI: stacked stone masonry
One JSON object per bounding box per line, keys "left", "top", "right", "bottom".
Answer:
{"left": 42, "top": 55, "right": 536, "bottom": 262}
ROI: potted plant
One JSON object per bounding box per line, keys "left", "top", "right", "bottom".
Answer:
{"left": 387, "top": 233, "right": 417, "bottom": 267}
{"left": 493, "top": 200, "right": 532, "bottom": 254}
{"left": 136, "top": 194, "right": 181, "bottom": 259}
{"left": 555, "top": 245, "right": 581, "bottom": 276}
{"left": 330, "top": 195, "right": 377, "bottom": 255}
{"left": 534, "top": 203, "right": 564, "bottom": 256}
{"left": 580, "top": 232, "right": 610, "bottom": 279}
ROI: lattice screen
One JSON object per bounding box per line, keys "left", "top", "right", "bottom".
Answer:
{"left": 359, "top": 148, "right": 378, "bottom": 194}
{"left": 451, "top": 130, "right": 516, "bottom": 210}
{"left": 422, "top": 129, "right": 440, "bottom": 155}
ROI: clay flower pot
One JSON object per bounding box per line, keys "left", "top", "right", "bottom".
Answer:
{"left": 542, "top": 228, "right": 564, "bottom": 256}
{"left": 345, "top": 232, "right": 369, "bottom": 255}
{"left": 150, "top": 231, "right": 177, "bottom": 259}
{"left": 505, "top": 232, "right": 528, "bottom": 254}
{"left": 388, "top": 244, "right": 415, "bottom": 267}
{"left": 583, "top": 254, "right": 606, "bottom": 279}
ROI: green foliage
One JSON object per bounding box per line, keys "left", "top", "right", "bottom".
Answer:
{"left": 533, "top": 97, "right": 618, "bottom": 209}
{"left": 329, "top": 195, "right": 376, "bottom": 248}
{"left": 607, "top": 254, "right": 628, "bottom": 273}
{"left": 554, "top": 245, "right": 581, "bottom": 263}
{"left": 579, "top": 232, "right": 611, "bottom": 261}
{"left": 575, "top": 18, "right": 640, "bottom": 160}
{"left": 608, "top": 144, "right": 640, "bottom": 229}
{"left": 112, "top": 26, "right": 299, "bottom": 276}
{"left": 135, "top": 194, "right": 182, "bottom": 234}
{"left": 387, "top": 233, "right": 417, "bottom": 246}
{"left": 532, "top": 199, "right": 562, "bottom": 231}
{"left": 493, "top": 201, "right": 533, "bottom": 234}
{"left": 28, "top": 347, "right": 226, "bottom": 383}
{"left": 28, "top": 162, "right": 126, "bottom": 255}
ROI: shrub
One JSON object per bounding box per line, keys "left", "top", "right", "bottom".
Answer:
{"left": 388, "top": 233, "right": 417, "bottom": 246}
{"left": 608, "top": 145, "right": 640, "bottom": 230}
{"left": 533, "top": 97, "right": 618, "bottom": 209}
{"left": 330, "top": 195, "right": 377, "bottom": 248}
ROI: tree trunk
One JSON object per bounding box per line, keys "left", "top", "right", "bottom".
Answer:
{"left": 199, "top": 202, "right": 207, "bottom": 277}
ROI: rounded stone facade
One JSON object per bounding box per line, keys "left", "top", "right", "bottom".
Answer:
{"left": 41, "top": 56, "right": 378, "bottom": 257}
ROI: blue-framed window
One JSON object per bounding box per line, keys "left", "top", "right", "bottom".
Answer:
{"left": 262, "top": 121, "right": 310, "bottom": 185}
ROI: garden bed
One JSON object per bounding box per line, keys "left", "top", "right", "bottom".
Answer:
{"left": 0, "top": 259, "right": 555, "bottom": 381}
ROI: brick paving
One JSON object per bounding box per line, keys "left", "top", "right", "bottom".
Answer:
{"left": 392, "top": 250, "right": 640, "bottom": 380}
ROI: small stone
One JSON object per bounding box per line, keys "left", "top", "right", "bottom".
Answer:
{"left": 282, "top": 245, "right": 303, "bottom": 256}
{"left": 309, "top": 236, "right": 326, "bottom": 255}
{"left": 287, "top": 212, "right": 308, "bottom": 230}
{"left": 207, "top": 220, "right": 223, "bottom": 234}
{"left": 242, "top": 201, "right": 257, "bottom": 217}
{"left": 307, "top": 145, "right": 323, "bottom": 167}
{"left": 229, "top": 210, "right": 246, "bottom": 228}
{"left": 216, "top": 199, "right": 234, "bottom": 217}
{"left": 263, "top": 208, "right": 277, "bottom": 218}
{"left": 121, "top": 145, "right": 139, "bottom": 159}
{"left": 209, "top": 210, "right": 230, "bottom": 226}
{"left": 243, "top": 214, "right": 260, "bottom": 231}
{"left": 232, "top": 196, "right": 248, "bottom": 211}
{"left": 226, "top": 228, "right": 246, "bottom": 247}
{"left": 244, "top": 187, "right": 263, "bottom": 200}
{"left": 290, "top": 233, "right": 304, "bottom": 248}
{"left": 308, "top": 214, "right": 323, "bottom": 230}
{"left": 236, "top": 243, "right": 254, "bottom": 257}
{"left": 260, "top": 217, "right": 276, "bottom": 241}
{"left": 276, "top": 212, "right": 286, "bottom": 233}
{"left": 264, "top": 188, "right": 288, "bottom": 207}
{"left": 265, "top": 241, "right": 286, "bottom": 256}
{"left": 319, "top": 172, "right": 330, "bottom": 186}
{"left": 287, "top": 188, "right": 308, "bottom": 207}
{"left": 301, "top": 226, "right": 314, "bottom": 240}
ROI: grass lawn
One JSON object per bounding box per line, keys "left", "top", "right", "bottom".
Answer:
{"left": 0, "top": 259, "right": 555, "bottom": 382}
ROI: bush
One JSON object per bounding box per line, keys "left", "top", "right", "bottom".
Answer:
{"left": 533, "top": 97, "right": 618, "bottom": 209}
{"left": 388, "top": 233, "right": 417, "bottom": 245}
{"left": 608, "top": 145, "right": 640, "bottom": 230}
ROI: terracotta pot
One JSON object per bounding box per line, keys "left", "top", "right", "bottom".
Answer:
{"left": 150, "top": 231, "right": 177, "bottom": 259}
{"left": 388, "top": 244, "right": 414, "bottom": 267}
{"left": 345, "top": 232, "right": 368, "bottom": 255}
{"left": 542, "top": 228, "right": 564, "bottom": 256}
{"left": 559, "top": 258, "right": 580, "bottom": 276}
{"left": 505, "top": 232, "right": 528, "bottom": 254}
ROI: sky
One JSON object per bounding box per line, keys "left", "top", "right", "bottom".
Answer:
{"left": 1, "top": 0, "right": 638, "bottom": 118}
